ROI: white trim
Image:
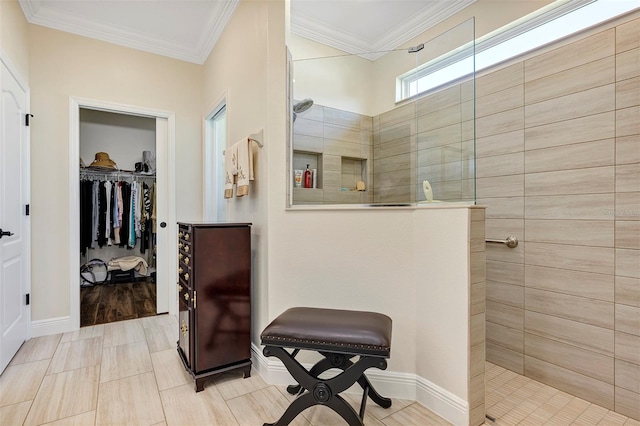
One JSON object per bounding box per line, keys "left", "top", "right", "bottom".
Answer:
{"left": 30, "top": 316, "right": 72, "bottom": 337}
{"left": 18, "top": 0, "right": 239, "bottom": 64}
{"left": 203, "top": 92, "right": 228, "bottom": 222}
{"left": 69, "top": 97, "right": 177, "bottom": 333}
{"left": 251, "top": 343, "right": 469, "bottom": 425}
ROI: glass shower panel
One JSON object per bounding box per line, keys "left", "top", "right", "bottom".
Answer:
{"left": 415, "top": 18, "right": 476, "bottom": 204}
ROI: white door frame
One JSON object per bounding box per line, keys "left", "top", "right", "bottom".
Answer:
{"left": 69, "top": 97, "right": 177, "bottom": 330}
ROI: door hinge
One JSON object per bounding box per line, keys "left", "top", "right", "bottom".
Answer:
{"left": 25, "top": 204, "right": 30, "bottom": 216}
{"left": 25, "top": 113, "right": 33, "bottom": 126}
{"left": 26, "top": 294, "right": 30, "bottom": 305}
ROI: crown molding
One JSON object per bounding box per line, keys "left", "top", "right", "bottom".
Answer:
{"left": 18, "top": 0, "right": 239, "bottom": 64}
{"left": 291, "top": 0, "right": 476, "bottom": 61}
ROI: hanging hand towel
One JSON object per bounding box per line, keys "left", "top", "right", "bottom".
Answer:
{"left": 224, "top": 142, "right": 238, "bottom": 199}
{"left": 235, "top": 137, "right": 254, "bottom": 197}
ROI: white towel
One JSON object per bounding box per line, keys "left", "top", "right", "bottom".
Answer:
{"left": 107, "top": 255, "right": 148, "bottom": 276}
{"left": 224, "top": 138, "right": 255, "bottom": 198}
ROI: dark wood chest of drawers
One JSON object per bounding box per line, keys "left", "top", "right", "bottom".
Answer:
{"left": 176, "top": 222, "right": 252, "bottom": 392}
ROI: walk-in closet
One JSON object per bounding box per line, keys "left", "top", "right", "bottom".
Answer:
{"left": 78, "top": 108, "right": 158, "bottom": 326}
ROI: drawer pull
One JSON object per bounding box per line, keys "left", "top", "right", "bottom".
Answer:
{"left": 177, "top": 284, "right": 183, "bottom": 292}
{"left": 184, "top": 245, "right": 190, "bottom": 252}
{"left": 184, "top": 234, "right": 190, "bottom": 240}
{"left": 179, "top": 253, "right": 184, "bottom": 260}
{"left": 181, "top": 320, "right": 188, "bottom": 337}
{"left": 184, "top": 293, "right": 190, "bottom": 301}
{"left": 184, "top": 273, "right": 190, "bottom": 281}
{"left": 194, "top": 291, "right": 197, "bottom": 309}
{"left": 178, "top": 232, "right": 184, "bottom": 238}
{"left": 184, "top": 257, "right": 190, "bottom": 265}
{"left": 178, "top": 267, "right": 183, "bottom": 274}
{"left": 178, "top": 242, "right": 183, "bottom": 249}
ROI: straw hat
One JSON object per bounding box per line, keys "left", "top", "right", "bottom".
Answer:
{"left": 89, "top": 152, "right": 117, "bottom": 170}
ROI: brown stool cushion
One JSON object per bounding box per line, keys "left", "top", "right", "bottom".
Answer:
{"left": 260, "top": 307, "right": 392, "bottom": 357}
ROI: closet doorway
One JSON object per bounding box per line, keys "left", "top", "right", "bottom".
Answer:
{"left": 69, "top": 98, "right": 177, "bottom": 330}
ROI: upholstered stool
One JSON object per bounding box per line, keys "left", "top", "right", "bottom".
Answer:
{"left": 260, "top": 307, "right": 392, "bottom": 426}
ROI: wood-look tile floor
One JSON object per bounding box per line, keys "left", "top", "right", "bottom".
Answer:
{"left": 1, "top": 316, "right": 638, "bottom": 425}
{"left": 80, "top": 281, "right": 157, "bottom": 327}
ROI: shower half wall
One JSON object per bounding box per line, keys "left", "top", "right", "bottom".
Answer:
{"left": 478, "top": 14, "right": 639, "bottom": 421}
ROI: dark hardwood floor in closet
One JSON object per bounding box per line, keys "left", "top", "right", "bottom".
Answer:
{"left": 80, "top": 280, "right": 156, "bottom": 327}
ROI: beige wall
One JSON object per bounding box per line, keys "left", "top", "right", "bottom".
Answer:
{"left": 0, "top": 0, "right": 29, "bottom": 79}
{"left": 28, "top": 25, "right": 203, "bottom": 321}
{"left": 478, "top": 14, "right": 640, "bottom": 421}
{"left": 202, "top": 0, "right": 281, "bottom": 345}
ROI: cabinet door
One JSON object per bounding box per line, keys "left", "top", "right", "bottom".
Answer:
{"left": 194, "top": 226, "right": 251, "bottom": 372}
{"left": 177, "top": 284, "right": 191, "bottom": 367}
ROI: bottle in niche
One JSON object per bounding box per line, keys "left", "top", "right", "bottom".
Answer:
{"left": 304, "top": 164, "right": 312, "bottom": 188}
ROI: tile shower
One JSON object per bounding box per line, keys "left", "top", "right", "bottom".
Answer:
{"left": 477, "top": 16, "right": 639, "bottom": 421}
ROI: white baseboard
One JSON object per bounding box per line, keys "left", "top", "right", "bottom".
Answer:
{"left": 251, "top": 343, "right": 469, "bottom": 425}
{"left": 30, "top": 316, "right": 73, "bottom": 337}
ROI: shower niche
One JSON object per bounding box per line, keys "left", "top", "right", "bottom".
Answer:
{"left": 291, "top": 101, "right": 372, "bottom": 204}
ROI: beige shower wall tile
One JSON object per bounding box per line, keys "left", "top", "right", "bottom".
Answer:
{"left": 486, "top": 300, "right": 523, "bottom": 330}
{"left": 617, "top": 48, "right": 640, "bottom": 81}
{"left": 617, "top": 221, "right": 640, "bottom": 249}
{"left": 477, "top": 174, "right": 524, "bottom": 198}
{"left": 293, "top": 117, "right": 323, "bottom": 138}
{"left": 471, "top": 280, "right": 486, "bottom": 316}
{"left": 524, "top": 29, "right": 615, "bottom": 82}
{"left": 418, "top": 162, "right": 462, "bottom": 183}
{"left": 525, "top": 56, "right": 615, "bottom": 105}
{"left": 525, "top": 139, "right": 615, "bottom": 174}
{"left": 487, "top": 260, "right": 524, "bottom": 286}
{"left": 324, "top": 107, "right": 363, "bottom": 130}
{"left": 525, "top": 111, "right": 615, "bottom": 151}
{"left": 376, "top": 121, "right": 414, "bottom": 145}
{"left": 525, "top": 219, "right": 614, "bottom": 247}
{"left": 525, "top": 311, "right": 614, "bottom": 357}
{"left": 417, "top": 104, "right": 462, "bottom": 133}
{"left": 416, "top": 123, "right": 461, "bottom": 151}
{"left": 524, "top": 356, "right": 614, "bottom": 410}
{"left": 477, "top": 85, "right": 523, "bottom": 118}
{"left": 525, "top": 166, "right": 615, "bottom": 196}
{"left": 618, "top": 106, "right": 640, "bottom": 137}
{"left": 469, "top": 372, "right": 485, "bottom": 410}
{"left": 525, "top": 194, "right": 615, "bottom": 220}
{"left": 486, "top": 241, "right": 525, "bottom": 264}
{"left": 470, "top": 343, "right": 486, "bottom": 378}
{"left": 487, "top": 321, "right": 523, "bottom": 353}
{"left": 524, "top": 333, "right": 614, "bottom": 384}
{"left": 525, "top": 84, "right": 615, "bottom": 128}
{"left": 617, "top": 18, "right": 640, "bottom": 53}
{"left": 616, "top": 330, "right": 640, "bottom": 364}
{"left": 616, "top": 192, "right": 640, "bottom": 221}
{"left": 470, "top": 221, "right": 485, "bottom": 253}
{"left": 416, "top": 85, "right": 460, "bottom": 116}
{"left": 479, "top": 196, "right": 524, "bottom": 219}
{"left": 476, "top": 130, "right": 524, "bottom": 159}
{"left": 292, "top": 188, "right": 323, "bottom": 204}
{"left": 617, "top": 163, "right": 640, "bottom": 193}
{"left": 617, "top": 135, "right": 640, "bottom": 165}
{"left": 470, "top": 313, "right": 485, "bottom": 348}
{"left": 485, "top": 218, "right": 524, "bottom": 239}
{"left": 476, "top": 107, "right": 524, "bottom": 139}
{"left": 378, "top": 102, "right": 415, "bottom": 129}
{"left": 617, "top": 76, "right": 640, "bottom": 109}
{"left": 476, "top": 152, "right": 524, "bottom": 178}
{"left": 526, "top": 264, "right": 614, "bottom": 302}
{"left": 293, "top": 134, "right": 323, "bottom": 153}
{"left": 525, "top": 287, "right": 614, "bottom": 329}
{"left": 616, "top": 359, "right": 640, "bottom": 393}
{"left": 487, "top": 280, "right": 524, "bottom": 308}
{"left": 617, "top": 304, "right": 640, "bottom": 336}
{"left": 477, "top": 62, "right": 524, "bottom": 97}
{"left": 416, "top": 143, "right": 461, "bottom": 167}
{"left": 324, "top": 139, "right": 361, "bottom": 158}
{"left": 615, "top": 386, "right": 640, "bottom": 420}
{"left": 487, "top": 341, "right": 524, "bottom": 374}
{"left": 372, "top": 153, "right": 410, "bottom": 175}
{"left": 617, "top": 248, "right": 640, "bottom": 279}
{"left": 374, "top": 136, "right": 413, "bottom": 160}
{"left": 374, "top": 169, "right": 411, "bottom": 188}
{"left": 616, "top": 276, "right": 640, "bottom": 307}
{"left": 324, "top": 123, "right": 361, "bottom": 144}
{"left": 526, "top": 242, "right": 614, "bottom": 275}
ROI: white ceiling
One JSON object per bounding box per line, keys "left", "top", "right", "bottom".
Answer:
{"left": 18, "top": 0, "right": 477, "bottom": 64}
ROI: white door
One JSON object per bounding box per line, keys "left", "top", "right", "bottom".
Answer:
{"left": 0, "top": 59, "right": 30, "bottom": 373}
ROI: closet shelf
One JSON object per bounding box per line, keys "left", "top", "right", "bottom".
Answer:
{"left": 80, "top": 168, "right": 156, "bottom": 181}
